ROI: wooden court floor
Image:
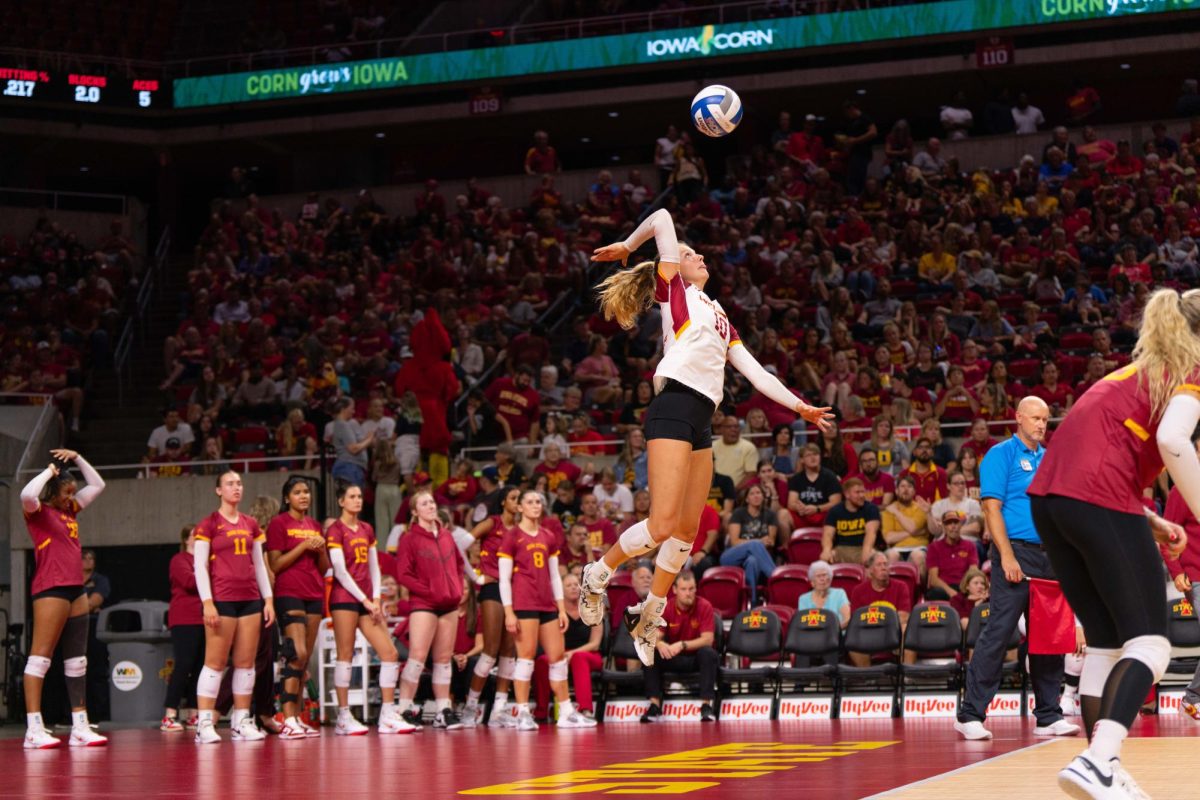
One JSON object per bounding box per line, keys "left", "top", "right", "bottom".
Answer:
{"left": 3, "top": 715, "right": 1197, "bottom": 799}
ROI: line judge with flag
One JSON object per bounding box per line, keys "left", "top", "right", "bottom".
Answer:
{"left": 955, "top": 396, "right": 1080, "bottom": 740}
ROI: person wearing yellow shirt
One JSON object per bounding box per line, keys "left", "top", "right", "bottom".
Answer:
{"left": 917, "top": 233, "right": 956, "bottom": 287}
{"left": 881, "top": 475, "right": 931, "bottom": 579}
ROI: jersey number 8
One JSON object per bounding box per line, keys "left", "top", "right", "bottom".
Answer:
{"left": 533, "top": 551, "right": 545, "bottom": 569}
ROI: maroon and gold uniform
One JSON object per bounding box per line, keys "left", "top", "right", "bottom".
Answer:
{"left": 325, "top": 519, "right": 376, "bottom": 604}
{"left": 194, "top": 512, "right": 265, "bottom": 601}
{"left": 1030, "top": 365, "right": 1200, "bottom": 514}
{"left": 265, "top": 513, "right": 325, "bottom": 601}
{"left": 477, "top": 516, "right": 508, "bottom": 581}
{"left": 25, "top": 500, "right": 83, "bottom": 594}
{"left": 498, "top": 526, "right": 560, "bottom": 612}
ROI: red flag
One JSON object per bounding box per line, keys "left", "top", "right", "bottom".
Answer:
{"left": 1028, "top": 578, "right": 1076, "bottom": 655}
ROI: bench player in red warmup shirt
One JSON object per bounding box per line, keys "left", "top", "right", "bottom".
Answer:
{"left": 20, "top": 448, "right": 108, "bottom": 750}
{"left": 1028, "top": 288, "right": 1200, "bottom": 799}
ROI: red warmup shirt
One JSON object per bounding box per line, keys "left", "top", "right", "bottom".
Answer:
{"left": 850, "top": 471, "right": 896, "bottom": 506}
{"left": 477, "top": 516, "right": 509, "bottom": 581}
{"left": 662, "top": 595, "right": 716, "bottom": 646}
{"left": 850, "top": 578, "right": 913, "bottom": 614}
{"left": 534, "top": 460, "right": 582, "bottom": 492}
{"left": 266, "top": 513, "right": 326, "bottom": 601}
{"left": 498, "top": 525, "right": 560, "bottom": 613}
{"left": 926, "top": 536, "right": 980, "bottom": 590}
{"left": 395, "top": 522, "right": 465, "bottom": 612}
{"left": 485, "top": 377, "right": 540, "bottom": 440}
{"left": 25, "top": 499, "right": 84, "bottom": 594}
{"left": 168, "top": 552, "right": 203, "bottom": 627}
{"left": 194, "top": 511, "right": 265, "bottom": 602}
{"left": 580, "top": 515, "right": 618, "bottom": 553}
{"left": 326, "top": 519, "right": 377, "bottom": 604}
{"left": 1163, "top": 486, "right": 1200, "bottom": 583}
{"left": 1029, "top": 365, "right": 1200, "bottom": 514}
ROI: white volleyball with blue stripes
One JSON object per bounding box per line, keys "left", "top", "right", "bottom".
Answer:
{"left": 690, "top": 84, "right": 743, "bottom": 138}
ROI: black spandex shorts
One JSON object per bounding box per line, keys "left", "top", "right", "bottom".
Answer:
{"left": 330, "top": 601, "right": 368, "bottom": 616}
{"left": 479, "top": 582, "right": 501, "bottom": 604}
{"left": 643, "top": 379, "right": 716, "bottom": 450}
{"left": 1030, "top": 493, "right": 1167, "bottom": 650}
{"left": 515, "top": 610, "right": 559, "bottom": 624}
{"left": 276, "top": 596, "right": 324, "bottom": 618}
{"left": 214, "top": 599, "right": 264, "bottom": 618}
{"left": 31, "top": 584, "right": 85, "bottom": 603}
{"left": 410, "top": 605, "right": 459, "bottom": 617}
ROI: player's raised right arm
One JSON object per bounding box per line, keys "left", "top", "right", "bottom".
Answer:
{"left": 594, "top": 208, "right": 681, "bottom": 279}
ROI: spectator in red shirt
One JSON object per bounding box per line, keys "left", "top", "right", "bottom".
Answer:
{"left": 639, "top": 571, "right": 718, "bottom": 723}
{"left": 1109, "top": 243, "right": 1152, "bottom": 286}
{"left": 577, "top": 493, "right": 617, "bottom": 554}
{"left": 782, "top": 114, "right": 826, "bottom": 174}
{"left": 902, "top": 438, "right": 949, "bottom": 504}
{"left": 848, "top": 552, "right": 912, "bottom": 666}
{"left": 484, "top": 366, "right": 541, "bottom": 444}
{"left": 1106, "top": 139, "right": 1143, "bottom": 181}
{"left": 925, "top": 511, "right": 980, "bottom": 601}
{"left": 567, "top": 413, "right": 612, "bottom": 456}
{"left": 1028, "top": 361, "right": 1074, "bottom": 418}
{"left": 524, "top": 130, "right": 561, "bottom": 176}
{"left": 936, "top": 366, "right": 980, "bottom": 426}
{"left": 959, "top": 418, "right": 999, "bottom": 462}
{"left": 849, "top": 449, "right": 896, "bottom": 507}
{"left": 533, "top": 443, "right": 582, "bottom": 493}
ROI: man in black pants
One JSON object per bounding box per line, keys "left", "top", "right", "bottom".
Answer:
{"left": 641, "top": 571, "right": 719, "bottom": 723}
{"left": 955, "top": 397, "right": 1079, "bottom": 740}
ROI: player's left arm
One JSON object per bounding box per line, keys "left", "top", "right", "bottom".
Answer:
{"left": 727, "top": 340, "right": 833, "bottom": 430}
{"left": 1155, "top": 389, "right": 1200, "bottom": 556}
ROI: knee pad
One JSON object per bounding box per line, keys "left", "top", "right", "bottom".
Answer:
{"left": 655, "top": 536, "right": 692, "bottom": 575}
{"left": 548, "top": 659, "right": 569, "bottom": 682}
{"left": 401, "top": 659, "right": 425, "bottom": 684}
{"left": 497, "top": 656, "right": 516, "bottom": 680}
{"left": 432, "top": 662, "right": 452, "bottom": 687}
{"left": 379, "top": 661, "right": 400, "bottom": 689}
{"left": 196, "top": 666, "right": 224, "bottom": 699}
{"left": 512, "top": 658, "right": 535, "bottom": 682}
{"left": 64, "top": 656, "right": 87, "bottom": 678}
{"left": 473, "top": 652, "right": 497, "bottom": 680}
{"left": 1122, "top": 635, "right": 1171, "bottom": 683}
{"left": 232, "top": 667, "right": 255, "bottom": 695}
{"left": 618, "top": 521, "right": 656, "bottom": 559}
{"left": 62, "top": 614, "right": 88, "bottom": 657}
{"left": 1064, "top": 652, "right": 1084, "bottom": 678}
{"left": 23, "top": 655, "right": 50, "bottom": 679}
{"left": 1079, "top": 647, "right": 1121, "bottom": 697}
{"left": 334, "top": 660, "right": 352, "bottom": 689}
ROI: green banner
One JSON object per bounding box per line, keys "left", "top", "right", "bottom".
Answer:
{"left": 174, "top": 0, "right": 1200, "bottom": 108}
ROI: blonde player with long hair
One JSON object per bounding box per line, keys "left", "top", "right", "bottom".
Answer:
{"left": 1028, "top": 288, "right": 1200, "bottom": 799}
{"left": 580, "top": 208, "right": 833, "bottom": 665}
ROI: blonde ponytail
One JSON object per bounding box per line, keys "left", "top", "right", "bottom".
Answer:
{"left": 596, "top": 260, "right": 658, "bottom": 330}
{"left": 1132, "top": 288, "right": 1200, "bottom": 420}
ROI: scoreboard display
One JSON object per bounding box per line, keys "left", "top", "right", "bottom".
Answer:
{"left": 0, "top": 67, "right": 167, "bottom": 110}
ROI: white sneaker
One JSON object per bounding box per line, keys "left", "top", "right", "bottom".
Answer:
{"left": 24, "top": 727, "right": 61, "bottom": 750}
{"left": 461, "top": 703, "right": 479, "bottom": 728}
{"left": 557, "top": 709, "right": 598, "bottom": 728}
{"left": 377, "top": 706, "right": 416, "bottom": 734}
{"left": 954, "top": 720, "right": 993, "bottom": 740}
{"left": 335, "top": 713, "right": 369, "bottom": 736}
{"left": 432, "top": 708, "right": 465, "bottom": 730}
{"left": 194, "top": 720, "right": 221, "bottom": 744}
{"left": 1059, "top": 751, "right": 1145, "bottom": 799}
{"left": 279, "top": 717, "right": 308, "bottom": 740}
{"left": 579, "top": 562, "right": 609, "bottom": 627}
{"left": 513, "top": 706, "right": 538, "bottom": 732}
{"left": 1061, "top": 694, "right": 1081, "bottom": 717}
{"left": 298, "top": 718, "right": 321, "bottom": 738}
{"left": 488, "top": 706, "right": 513, "bottom": 729}
{"left": 1035, "top": 719, "right": 1081, "bottom": 737}
{"left": 231, "top": 717, "right": 266, "bottom": 741}
{"left": 624, "top": 606, "right": 665, "bottom": 667}
{"left": 69, "top": 726, "right": 108, "bottom": 747}
{"left": 160, "top": 715, "right": 184, "bottom": 732}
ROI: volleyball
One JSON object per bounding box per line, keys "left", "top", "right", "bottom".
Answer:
{"left": 690, "top": 84, "right": 743, "bottom": 138}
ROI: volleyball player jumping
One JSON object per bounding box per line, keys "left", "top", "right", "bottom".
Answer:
{"left": 580, "top": 208, "right": 833, "bottom": 665}
{"left": 1027, "top": 288, "right": 1200, "bottom": 799}
{"left": 20, "top": 449, "right": 108, "bottom": 749}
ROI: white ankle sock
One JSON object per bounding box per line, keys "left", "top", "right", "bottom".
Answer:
{"left": 27, "top": 712, "right": 44, "bottom": 731}
{"left": 1090, "top": 719, "right": 1128, "bottom": 763}
{"left": 71, "top": 710, "right": 89, "bottom": 729}
{"left": 493, "top": 691, "right": 508, "bottom": 710}
{"left": 436, "top": 698, "right": 451, "bottom": 712}
{"left": 466, "top": 688, "right": 481, "bottom": 705}
{"left": 230, "top": 709, "right": 248, "bottom": 728}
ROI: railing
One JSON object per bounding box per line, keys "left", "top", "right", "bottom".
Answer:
{"left": 114, "top": 226, "right": 170, "bottom": 405}
{"left": 0, "top": 186, "right": 128, "bottom": 215}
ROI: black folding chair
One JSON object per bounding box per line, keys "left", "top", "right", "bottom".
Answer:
{"left": 1166, "top": 596, "right": 1200, "bottom": 683}
{"left": 899, "top": 602, "right": 963, "bottom": 707}
{"left": 777, "top": 608, "right": 841, "bottom": 699}
{"left": 719, "top": 607, "right": 782, "bottom": 698}
{"left": 840, "top": 604, "right": 902, "bottom": 710}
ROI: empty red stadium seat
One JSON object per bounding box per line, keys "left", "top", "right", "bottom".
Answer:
{"left": 786, "top": 528, "right": 824, "bottom": 565}
{"left": 831, "top": 563, "right": 866, "bottom": 594}
{"left": 698, "top": 566, "right": 748, "bottom": 618}
{"left": 767, "top": 564, "right": 812, "bottom": 609}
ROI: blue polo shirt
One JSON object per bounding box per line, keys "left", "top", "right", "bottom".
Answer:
{"left": 979, "top": 435, "right": 1044, "bottom": 544}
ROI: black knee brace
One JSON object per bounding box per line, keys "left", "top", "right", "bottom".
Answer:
{"left": 279, "top": 665, "right": 305, "bottom": 706}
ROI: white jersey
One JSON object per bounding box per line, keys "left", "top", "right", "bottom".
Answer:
{"left": 654, "top": 269, "right": 739, "bottom": 406}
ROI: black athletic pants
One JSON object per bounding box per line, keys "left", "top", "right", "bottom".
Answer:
{"left": 164, "top": 625, "right": 206, "bottom": 710}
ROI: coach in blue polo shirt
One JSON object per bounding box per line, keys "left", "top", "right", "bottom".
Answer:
{"left": 955, "top": 397, "right": 1080, "bottom": 740}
